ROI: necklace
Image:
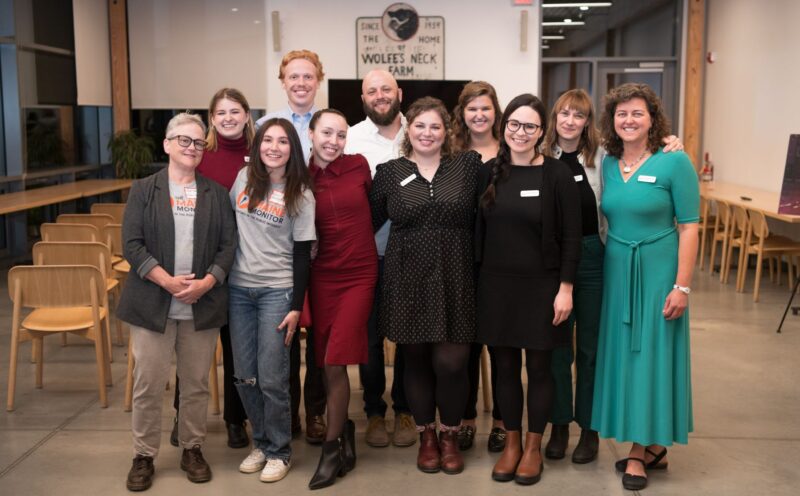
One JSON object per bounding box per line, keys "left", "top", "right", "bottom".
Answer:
{"left": 621, "top": 149, "right": 648, "bottom": 173}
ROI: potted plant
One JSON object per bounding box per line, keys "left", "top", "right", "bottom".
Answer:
{"left": 108, "top": 130, "right": 154, "bottom": 179}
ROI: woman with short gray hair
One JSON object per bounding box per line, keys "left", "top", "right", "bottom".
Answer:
{"left": 118, "top": 112, "right": 236, "bottom": 491}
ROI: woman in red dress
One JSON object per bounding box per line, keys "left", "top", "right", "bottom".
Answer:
{"left": 307, "top": 109, "right": 378, "bottom": 490}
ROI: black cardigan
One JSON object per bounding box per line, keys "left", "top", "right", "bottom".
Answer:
{"left": 475, "top": 156, "right": 582, "bottom": 283}
{"left": 117, "top": 168, "right": 237, "bottom": 332}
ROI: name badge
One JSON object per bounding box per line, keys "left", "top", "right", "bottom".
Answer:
{"left": 400, "top": 174, "right": 417, "bottom": 187}
{"left": 520, "top": 190, "right": 540, "bottom": 197}
{"left": 638, "top": 175, "right": 657, "bottom": 183}
{"left": 184, "top": 187, "right": 198, "bottom": 199}
{"left": 574, "top": 174, "right": 584, "bottom": 182}
{"left": 269, "top": 190, "right": 285, "bottom": 206}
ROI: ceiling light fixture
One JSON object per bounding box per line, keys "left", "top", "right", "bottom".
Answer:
{"left": 542, "top": 20, "right": 585, "bottom": 26}
{"left": 543, "top": 35, "right": 566, "bottom": 40}
{"left": 542, "top": 2, "right": 612, "bottom": 8}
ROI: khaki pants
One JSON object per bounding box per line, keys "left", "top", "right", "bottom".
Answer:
{"left": 131, "top": 320, "right": 219, "bottom": 457}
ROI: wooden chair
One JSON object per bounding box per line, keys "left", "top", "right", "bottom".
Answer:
{"left": 698, "top": 197, "right": 718, "bottom": 271}
{"left": 124, "top": 337, "right": 222, "bottom": 414}
{"left": 41, "top": 223, "right": 100, "bottom": 243}
{"left": 722, "top": 205, "right": 750, "bottom": 284}
{"left": 91, "top": 203, "right": 126, "bottom": 223}
{"left": 33, "top": 242, "right": 123, "bottom": 349}
{"left": 738, "top": 209, "right": 800, "bottom": 301}
{"left": 6, "top": 265, "right": 112, "bottom": 411}
{"left": 707, "top": 200, "right": 731, "bottom": 278}
{"left": 57, "top": 213, "right": 115, "bottom": 232}
{"left": 102, "top": 223, "right": 128, "bottom": 272}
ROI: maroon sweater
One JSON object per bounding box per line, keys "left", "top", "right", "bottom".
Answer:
{"left": 197, "top": 134, "right": 249, "bottom": 190}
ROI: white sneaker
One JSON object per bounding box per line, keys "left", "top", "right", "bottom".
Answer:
{"left": 239, "top": 448, "right": 267, "bottom": 473}
{"left": 259, "top": 458, "right": 291, "bottom": 482}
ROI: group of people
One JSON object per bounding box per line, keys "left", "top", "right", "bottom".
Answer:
{"left": 118, "top": 49, "right": 699, "bottom": 493}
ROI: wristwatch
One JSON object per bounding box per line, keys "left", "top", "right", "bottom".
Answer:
{"left": 673, "top": 284, "right": 691, "bottom": 295}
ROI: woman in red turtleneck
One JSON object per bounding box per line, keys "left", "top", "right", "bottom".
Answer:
{"left": 169, "top": 88, "right": 255, "bottom": 449}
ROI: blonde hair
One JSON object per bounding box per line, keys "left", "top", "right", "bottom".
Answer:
{"left": 165, "top": 112, "right": 206, "bottom": 137}
{"left": 278, "top": 49, "right": 325, "bottom": 81}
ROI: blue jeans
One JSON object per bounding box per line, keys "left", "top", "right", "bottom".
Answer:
{"left": 229, "top": 285, "right": 292, "bottom": 461}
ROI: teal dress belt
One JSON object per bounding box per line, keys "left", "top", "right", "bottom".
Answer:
{"left": 606, "top": 226, "right": 677, "bottom": 352}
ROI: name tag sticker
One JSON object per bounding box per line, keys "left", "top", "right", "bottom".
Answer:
{"left": 638, "top": 175, "right": 657, "bottom": 183}
{"left": 520, "top": 190, "right": 540, "bottom": 197}
{"left": 184, "top": 187, "right": 198, "bottom": 199}
{"left": 269, "top": 190, "right": 285, "bottom": 206}
{"left": 400, "top": 174, "right": 417, "bottom": 187}
{"left": 574, "top": 174, "right": 584, "bottom": 182}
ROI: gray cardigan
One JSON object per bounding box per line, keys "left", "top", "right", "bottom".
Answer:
{"left": 117, "top": 168, "right": 237, "bottom": 332}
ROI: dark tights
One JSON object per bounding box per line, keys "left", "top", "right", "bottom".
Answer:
{"left": 323, "top": 364, "right": 349, "bottom": 441}
{"left": 493, "top": 347, "right": 554, "bottom": 433}
{"left": 402, "top": 342, "right": 470, "bottom": 427}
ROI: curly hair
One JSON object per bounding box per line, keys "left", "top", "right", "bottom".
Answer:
{"left": 205, "top": 88, "right": 256, "bottom": 152}
{"left": 542, "top": 88, "right": 600, "bottom": 167}
{"left": 481, "top": 93, "right": 547, "bottom": 208}
{"left": 600, "top": 83, "right": 671, "bottom": 158}
{"left": 245, "top": 118, "right": 312, "bottom": 217}
{"left": 451, "top": 81, "right": 502, "bottom": 153}
{"left": 400, "top": 97, "right": 452, "bottom": 159}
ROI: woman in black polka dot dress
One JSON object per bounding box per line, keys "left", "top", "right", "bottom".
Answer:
{"left": 370, "top": 97, "right": 483, "bottom": 475}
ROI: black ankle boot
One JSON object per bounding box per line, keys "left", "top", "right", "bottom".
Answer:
{"left": 309, "top": 439, "right": 345, "bottom": 490}
{"left": 342, "top": 419, "right": 356, "bottom": 473}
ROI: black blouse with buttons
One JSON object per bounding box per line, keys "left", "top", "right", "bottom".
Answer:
{"left": 369, "top": 150, "right": 483, "bottom": 344}
{"left": 559, "top": 150, "right": 599, "bottom": 237}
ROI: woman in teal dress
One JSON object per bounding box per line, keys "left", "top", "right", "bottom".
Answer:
{"left": 591, "top": 83, "right": 699, "bottom": 491}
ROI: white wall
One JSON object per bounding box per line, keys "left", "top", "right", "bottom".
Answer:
{"left": 704, "top": 0, "right": 800, "bottom": 192}
{"left": 73, "top": 0, "right": 112, "bottom": 106}
{"left": 264, "top": 0, "right": 540, "bottom": 111}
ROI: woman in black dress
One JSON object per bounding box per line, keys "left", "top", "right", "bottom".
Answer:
{"left": 476, "top": 94, "right": 581, "bottom": 485}
{"left": 370, "top": 97, "right": 482, "bottom": 476}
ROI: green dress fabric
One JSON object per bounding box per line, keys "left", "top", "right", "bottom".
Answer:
{"left": 591, "top": 149, "right": 699, "bottom": 446}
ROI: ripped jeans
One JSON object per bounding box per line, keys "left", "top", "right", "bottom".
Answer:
{"left": 229, "top": 285, "right": 292, "bottom": 461}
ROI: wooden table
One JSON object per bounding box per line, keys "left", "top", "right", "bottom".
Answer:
{"left": 700, "top": 182, "right": 800, "bottom": 223}
{"left": 0, "top": 179, "right": 133, "bottom": 216}
{"left": 0, "top": 179, "right": 133, "bottom": 255}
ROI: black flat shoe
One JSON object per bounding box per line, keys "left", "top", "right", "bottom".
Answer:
{"left": 621, "top": 458, "right": 647, "bottom": 491}
{"left": 615, "top": 447, "right": 668, "bottom": 472}
{"left": 487, "top": 427, "right": 506, "bottom": 453}
{"left": 226, "top": 422, "right": 249, "bottom": 449}
{"left": 571, "top": 429, "right": 598, "bottom": 464}
{"left": 545, "top": 424, "right": 569, "bottom": 460}
{"left": 457, "top": 425, "right": 476, "bottom": 451}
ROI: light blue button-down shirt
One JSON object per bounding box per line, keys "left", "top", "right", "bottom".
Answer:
{"left": 256, "top": 106, "right": 316, "bottom": 164}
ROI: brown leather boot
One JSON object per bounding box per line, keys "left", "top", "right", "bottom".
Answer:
{"left": 491, "top": 430, "right": 522, "bottom": 482}
{"left": 416, "top": 426, "right": 440, "bottom": 473}
{"left": 515, "top": 432, "right": 543, "bottom": 485}
{"left": 439, "top": 429, "right": 464, "bottom": 475}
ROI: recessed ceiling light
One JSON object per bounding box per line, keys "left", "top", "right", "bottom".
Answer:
{"left": 580, "top": 6, "right": 589, "bottom": 10}
{"left": 564, "top": 18, "right": 573, "bottom": 23}
{"left": 231, "top": 7, "right": 239, "bottom": 12}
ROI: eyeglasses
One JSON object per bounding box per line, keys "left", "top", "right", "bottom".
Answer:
{"left": 506, "top": 120, "right": 541, "bottom": 135}
{"left": 167, "top": 135, "right": 208, "bottom": 151}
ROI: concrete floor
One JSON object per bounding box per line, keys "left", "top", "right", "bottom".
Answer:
{"left": 0, "top": 263, "right": 798, "bottom": 495}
